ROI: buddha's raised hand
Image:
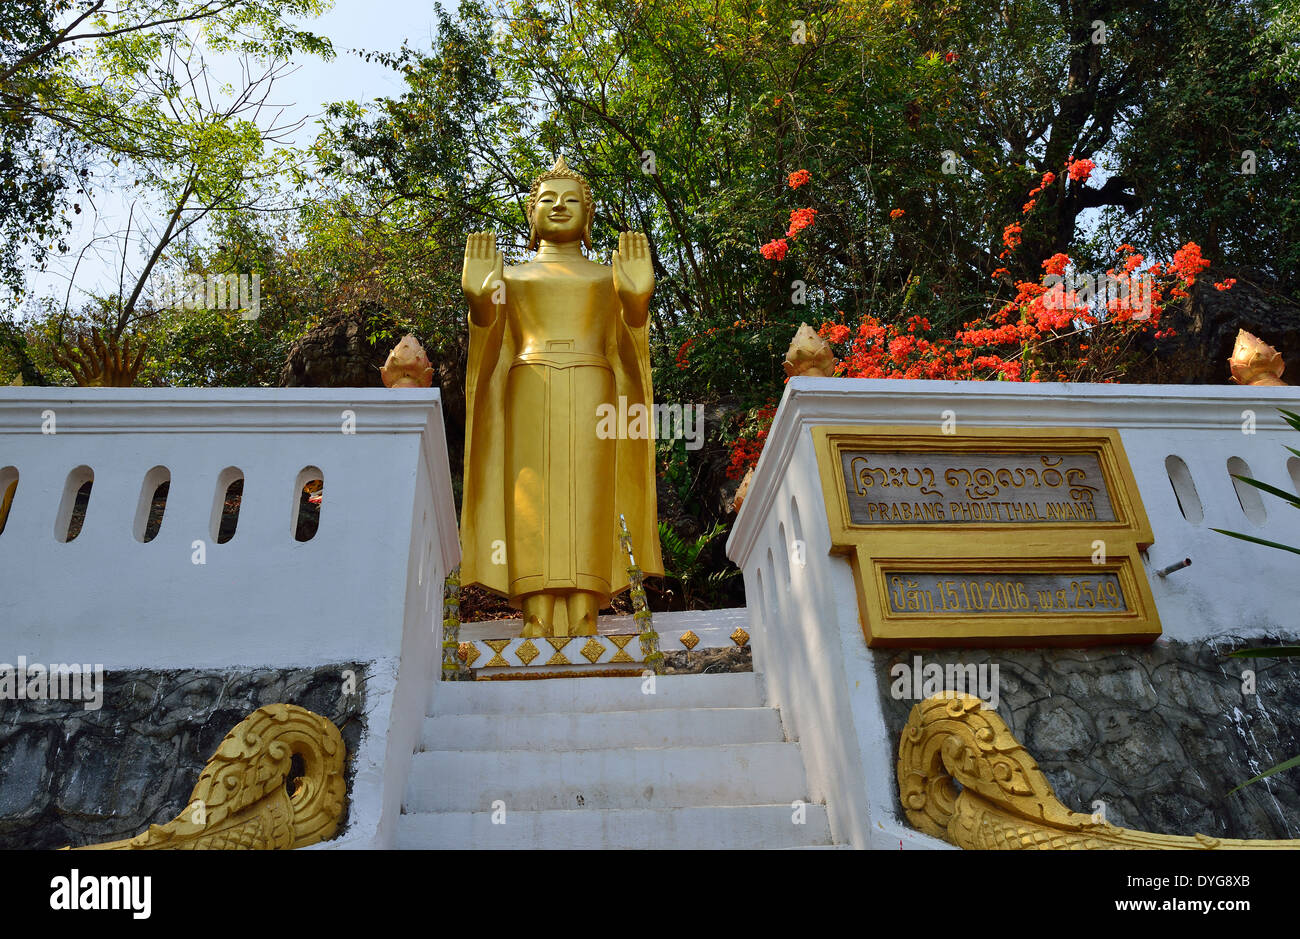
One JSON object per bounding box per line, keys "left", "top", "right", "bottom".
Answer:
{"left": 612, "top": 231, "right": 654, "bottom": 327}
{"left": 462, "top": 231, "right": 505, "bottom": 325}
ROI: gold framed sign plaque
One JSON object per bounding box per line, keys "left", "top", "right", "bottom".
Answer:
{"left": 813, "top": 425, "right": 1161, "bottom": 647}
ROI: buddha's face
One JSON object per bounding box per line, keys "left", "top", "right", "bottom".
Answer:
{"left": 532, "top": 178, "right": 587, "bottom": 244}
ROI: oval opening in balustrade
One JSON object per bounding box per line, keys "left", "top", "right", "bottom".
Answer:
{"left": 56, "top": 466, "right": 94, "bottom": 542}
{"left": 1164, "top": 455, "right": 1203, "bottom": 524}
{"left": 134, "top": 466, "right": 171, "bottom": 543}
{"left": 776, "top": 522, "right": 791, "bottom": 591}
{"left": 764, "top": 547, "right": 779, "bottom": 620}
{"left": 293, "top": 466, "right": 323, "bottom": 542}
{"left": 789, "top": 495, "right": 805, "bottom": 578}
{"left": 0, "top": 467, "right": 17, "bottom": 537}
{"left": 211, "top": 467, "right": 244, "bottom": 544}
{"left": 1288, "top": 457, "right": 1300, "bottom": 497}
{"left": 1227, "top": 457, "right": 1267, "bottom": 527}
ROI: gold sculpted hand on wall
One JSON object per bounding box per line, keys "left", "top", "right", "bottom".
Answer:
{"left": 897, "top": 694, "right": 1299, "bottom": 849}
{"left": 460, "top": 157, "right": 663, "bottom": 638}
{"left": 72, "top": 704, "right": 346, "bottom": 850}
{"left": 51, "top": 328, "right": 148, "bottom": 387}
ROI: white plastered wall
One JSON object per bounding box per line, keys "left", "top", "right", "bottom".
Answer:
{"left": 0, "top": 388, "right": 460, "bottom": 848}
{"left": 727, "top": 377, "right": 1300, "bottom": 849}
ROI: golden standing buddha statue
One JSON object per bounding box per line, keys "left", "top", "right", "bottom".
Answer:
{"left": 460, "top": 158, "right": 663, "bottom": 637}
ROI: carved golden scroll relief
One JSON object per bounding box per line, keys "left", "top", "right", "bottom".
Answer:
{"left": 73, "top": 703, "right": 346, "bottom": 850}
{"left": 897, "top": 694, "right": 1300, "bottom": 849}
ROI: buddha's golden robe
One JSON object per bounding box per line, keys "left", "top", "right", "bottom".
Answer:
{"left": 461, "top": 256, "right": 663, "bottom": 606}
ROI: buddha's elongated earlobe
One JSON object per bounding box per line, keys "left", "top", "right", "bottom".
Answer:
{"left": 583, "top": 221, "right": 592, "bottom": 252}
{"left": 528, "top": 222, "right": 538, "bottom": 251}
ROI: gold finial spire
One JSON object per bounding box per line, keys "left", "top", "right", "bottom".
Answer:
{"left": 1229, "top": 328, "right": 1287, "bottom": 386}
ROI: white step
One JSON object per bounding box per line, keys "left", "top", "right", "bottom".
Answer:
{"left": 395, "top": 804, "right": 833, "bottom": 850}
{"left": 429, "top": 673, "right": 763, "bottom": 716}
{"left": 459, "top": 607, "right": 752, "bottom": 650}
{"left": 404, "top": 742, "right": 809, "bottom": 813}
{"left": 420, "top": 707, "right": 785, "bottom": 751}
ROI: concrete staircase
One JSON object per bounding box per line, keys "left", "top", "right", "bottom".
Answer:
{"left": 395, "top": 671, "right": 838, "bottom": 849}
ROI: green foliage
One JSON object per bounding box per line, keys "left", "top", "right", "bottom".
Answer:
{"left": 0, "top": 0, "right": 334, "bottom": 353}
{"left": 1111, "top": 0, "right": 1300, "bottom": 289}
{"left": 1230, "top": 752, "right": 1300, "bottom": 794}
{"left": 1230, "top": 646, "right": 1300, "bottom": 658}
{"left": 4, "top": 0, "right": 1300, "bottom": 604}
{"left": 657, "top": 520, "right": 740, "bottom": 609}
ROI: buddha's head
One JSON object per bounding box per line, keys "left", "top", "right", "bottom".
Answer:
{"left": 527, "top": 156, "right": 593, "bottom": 251}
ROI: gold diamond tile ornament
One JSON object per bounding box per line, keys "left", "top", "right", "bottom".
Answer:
{"left": 484, "top": 639, "right": 511, "bottom": 668}
{"left": 457, "top": 642, "right": 481, "bottom": 667}
{"left": 545, "top": 638, "right": 571, "bottom": 666}
{"left": 580, "top": 637, "right": 606, "bottom": 664}
{"left": 730, "top": 627, "right": 750, "bottom": 647}
{"left": 679, "top": 630, "right": 700, "bottom": 651}
{"left": 608, "top": 634, "right": 636, "bottom": 663}
{"left": 515, "top": 639, "right": 540, "bottom": 666}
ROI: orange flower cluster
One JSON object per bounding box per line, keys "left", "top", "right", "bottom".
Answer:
{"left": 726, "top": 405, "right": 778, "bottom": 479}
{"left": 814, "top": 311, "right": 1023, "bottom": 383}
{"left": 675, "top": 336, "right": 697, "bottom": 369}
{"left": 1066, "top": 156, "right": 1096, "bottom": 183}
{"left": 999, "top": 222, "right": 1022, "bottom": 258}
{"left": 890, "top": 208, "right": 906, "bottom": 219}
{"left": 787, "top": 207, "right": 818, "bottom": 237}
{"left": 1168, "top": 242, "right": 1209, "bottom": 285}
{"left": 1042, "top": 252, "right": 1070, "bottom": 276}
{"left": 726, "top": 234, "right": 1211, "bottom": 477}
{"left": 1022, "top": 172, "right": 1056, "bottom": 215}
{"left": 760, "top": 172, "right": 817, "bottom": 258}
{"left": 830, "top": 241, "right": 1204, "bottom": 385}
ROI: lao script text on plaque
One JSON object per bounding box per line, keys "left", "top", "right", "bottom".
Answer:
{"left": 813, "top": 425, "right": 1161, "bottom": 647}
{"left": 840, "top": 451, "right": 1116, "bottom": 525}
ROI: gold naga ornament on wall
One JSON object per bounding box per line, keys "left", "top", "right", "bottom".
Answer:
{"left": 72, "top": 703, "right": 346, "bottom": 850}
{"left": 460, "top": 157, "right": 663, "bottom": 639}
{"left": 897, "top": 694, "right": 1300, "bottom": 849}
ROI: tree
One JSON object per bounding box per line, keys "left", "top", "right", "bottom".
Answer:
{"left": 0, "top": 0, "right": 333, "bottom": 378}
